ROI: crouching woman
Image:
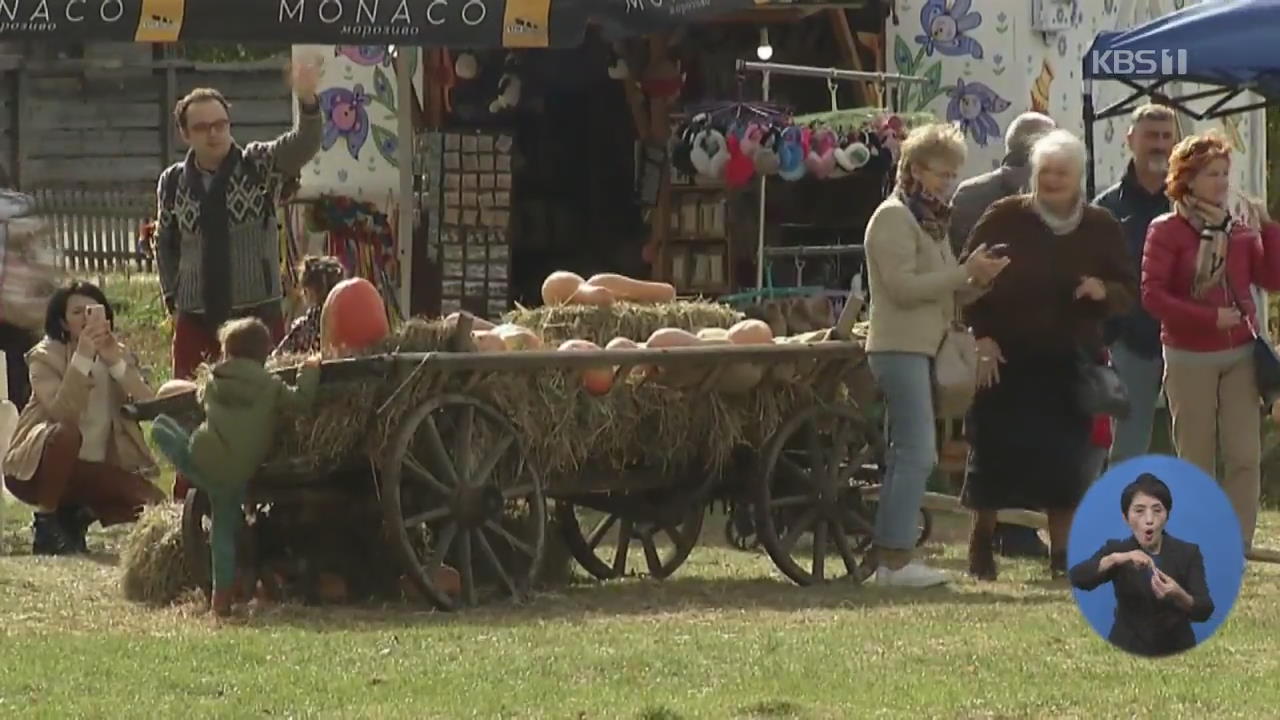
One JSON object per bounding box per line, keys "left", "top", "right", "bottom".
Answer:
{"left": 3, "top": 281, "right": 165, "bottom": 554}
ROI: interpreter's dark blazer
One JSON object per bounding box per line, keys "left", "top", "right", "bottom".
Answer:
{"left": 1068, "top": 533, "right": 1214, "bottom": 657}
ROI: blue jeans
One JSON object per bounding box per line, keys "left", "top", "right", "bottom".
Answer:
{"left": 868, "top": 352, "right": 936, "bottom": 551}
{"left": 1109, "top": 342, "right": 1164, "bottom": 463}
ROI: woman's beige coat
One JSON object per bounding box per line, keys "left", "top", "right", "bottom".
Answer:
{"left": 864, "top": 195, "right": 984, "bottom": 355}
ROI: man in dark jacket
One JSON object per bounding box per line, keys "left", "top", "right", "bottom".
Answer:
{"left": 949, "top": 111, "right": 1055, "bottom": 559}
{"left": 155, "top": 59, "right": 324, "bottom": 383}
{"left": 1092, "top": 104, "right": 1177, "bottom": 464}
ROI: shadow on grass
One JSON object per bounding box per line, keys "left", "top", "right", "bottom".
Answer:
{"left": 217, "top": 569, "right": 1066, "bottom": 633}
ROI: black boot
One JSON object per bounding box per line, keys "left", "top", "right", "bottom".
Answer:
{"left": 56, "top": 504, "right": 94, "bottom": 554}
{"left": 993, "top": 523, "right": 1050, "bottom": 559}
{"left": 31, "top": 512, "right": 77, "bottom": 556}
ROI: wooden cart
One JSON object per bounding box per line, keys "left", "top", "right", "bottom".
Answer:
{"left": 126, "top": 318, "right": 924, "bottom": 611}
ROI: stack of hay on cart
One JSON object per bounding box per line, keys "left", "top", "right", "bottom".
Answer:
{"left": 258, "top": 298, "right": 870, "bottom": 482}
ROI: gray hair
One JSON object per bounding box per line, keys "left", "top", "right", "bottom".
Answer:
{"left": 1004, "top": 112, "right": 1056, "bottom": 159}
{"left": 1030, "top": 129, "right": 1087, "bottom": 178}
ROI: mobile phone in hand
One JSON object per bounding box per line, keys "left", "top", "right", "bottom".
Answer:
{"left": 85, "top": 304, "right": 106, "bottom": 330}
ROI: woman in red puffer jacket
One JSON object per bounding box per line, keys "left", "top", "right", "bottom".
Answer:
{"left": 1141, "top": 131, "right": 1280, "bottom": 553}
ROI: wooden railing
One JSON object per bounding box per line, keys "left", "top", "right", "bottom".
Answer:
{"left": 30, "top": 189, "right": 155, "bottom": 274}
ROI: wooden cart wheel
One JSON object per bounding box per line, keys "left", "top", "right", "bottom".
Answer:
{"left": 846, "top": 503, "right": 932, "bottom": 551}
{"left": 181, "top": 488, "right": 213, "bottom": 597}
{"left": 555, "top": 495, "right": 704, "bottom": 580}
{"left": 382, "top": 393, "right": 546, "bottom": 611}
{"left": 754, "top": 404, "right": 876, "bottom": 586}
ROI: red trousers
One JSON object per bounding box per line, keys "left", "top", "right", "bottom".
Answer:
{"left": 5, "top": 424, "right": 165, "bottom": 524}
{"left": 170, "top": 303, "right": 284, "bottom": 501}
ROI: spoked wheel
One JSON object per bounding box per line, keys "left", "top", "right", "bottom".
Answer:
{"left": 382, "top": 394, "right": 546, "bottom": 611}
{"left": 556, "top": 493, "right": 704, "bottom": 580}
{"left": 181, "top": 488, "right": 213, "bottom": 597}
{"left": 754, "top": 404, "right": 876, "bottom": 586}
{"left": 846, "top": 503, "right": 933, "bottom": 552}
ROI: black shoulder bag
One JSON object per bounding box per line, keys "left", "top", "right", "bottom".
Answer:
{"left": 1226, "top": 279, "right": 1280, "bottom": 406}
{"left": 1076, "top": 344, "right": 1131, "bottom": 419}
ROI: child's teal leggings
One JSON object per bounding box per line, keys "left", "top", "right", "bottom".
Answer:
{"left": 150, "top": 415, "right": 242, "bottom": 595}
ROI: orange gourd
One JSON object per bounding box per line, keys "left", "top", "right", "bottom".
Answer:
{"left": 492, "top": 323, "right": 543, "bottom": 350}
{"left": 541, "top": 271, "right": 586, "bottom": 305}
{"left": 320, "top": 278, "right": 390, "bottom": 354}
{"left": 471, "top": 330, "right": 507, "bottom": 352}
{"left": 558, "top": 339, "right": 613, "bottom": 395}
{"left": 586, "top": 274, "right": 677, "bottom": 304}
{"left": 567, "top": 284, "right": 616, "bottom": 307}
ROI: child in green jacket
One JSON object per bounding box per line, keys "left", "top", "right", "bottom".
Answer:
{"left": 151, "top": 317, "right": 319, "bottom": 616}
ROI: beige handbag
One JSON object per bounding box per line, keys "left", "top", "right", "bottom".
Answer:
{"left": 933, "top": 321, "right": 978, "bottom": 419}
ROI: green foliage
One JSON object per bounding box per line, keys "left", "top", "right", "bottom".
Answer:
{"left": 179, "top": 44, "right": 289, "bottom": 63}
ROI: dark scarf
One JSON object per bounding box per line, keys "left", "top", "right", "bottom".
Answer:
{"left": 182, "top": 145, "right": 240, "bottom": 326}
{"left": 896, "top": 180, "right": 953, "bottom": 244}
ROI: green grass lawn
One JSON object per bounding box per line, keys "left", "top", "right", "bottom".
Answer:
{"left": 1, "top": 275, "right": 1279, "bottom": 718}
{"left": 1, "top": 505, "right": 1278, "bottom": 719}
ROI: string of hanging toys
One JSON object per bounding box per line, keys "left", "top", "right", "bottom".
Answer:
{"left": 671, "top": 89, "right": 924, "bottom": 189}
{"left": 307, "top": 194, "right": 404, "bottom": 321}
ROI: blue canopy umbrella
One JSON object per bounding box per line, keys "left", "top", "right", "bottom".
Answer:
{"left": 1082, "top": 0, "right": 1280, "bottom": 196}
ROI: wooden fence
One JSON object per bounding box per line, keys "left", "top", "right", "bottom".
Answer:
{"left": 31, "top": 189, "right": 155, "bottom": 274}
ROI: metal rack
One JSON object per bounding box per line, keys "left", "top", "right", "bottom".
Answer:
{"left": 734, "top": 60, "right": 930, "bottom": 293}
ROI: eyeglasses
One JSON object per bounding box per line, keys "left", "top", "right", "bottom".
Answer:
{"left": 189, "top": 119, "right": 230, "bottom": 134}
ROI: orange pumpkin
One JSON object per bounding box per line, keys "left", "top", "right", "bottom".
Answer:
{"left": 558, "top": 339, "right": 613, "bottom": 395}
{"left": 319, "top": 278, "right": 390, "bottom": 354}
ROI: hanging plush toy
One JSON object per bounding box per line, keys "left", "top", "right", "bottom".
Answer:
{"left": 805, "top": 128, "right": 838, "bottom": 179}
{"left": 753, "top": 127, "right": 782, "bottom": 176}
{"left": 671, "top": 114, "right": 707, "bottom": 179}
{"left": 689, "top": 127, "right": 728, "bottom": 180}
{"left": 489, "top": 52, "right": 522, "bottom": 113}
{"left": 724, "top": 134, "right": 755, "bottom": 188}
{"left": 835, "top": 130, "right": 873, "bottom": 173}
{"left": 455, "top": 51, "right": 480, "bottom": 80}
{"left": 740, "top": 122, "right": 764, "bottom": 157}
{"left": 777, "top": 126, "right": 807, "bottom": 182}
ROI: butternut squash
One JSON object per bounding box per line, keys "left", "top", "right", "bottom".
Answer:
{"left": 541, "top": 271, "right": 586, "bottom": 306}
{"left": 558, "top": 339, "right": 613, "bottom": 395}
{"left": 605, "top": 337, "right": 641, "bottom": 380}
{"left": 471, "top": 330, "right": 507, "bottom": 353}
{"left": 567, "top": 283, "right": 616, "bottom": 307}
{"left": 586, "top": 273, "right": 677, "bottom": 303}
{"left": 492, "top": 323, "right": 543, "bottom": 351}
{"left": 446, "top": 312, "right": 495, "bottom": 331}
{"left": 726, "top": 319, "right": 774, "bottom": 344}
{"left": 157, "top": 379, "right": 198, "bottom": 398}
{"left": 646, "top": 328, "right": 701, "bottom": 348}
{"left": 646, "top": 328, "right": 703, "bottom": 388}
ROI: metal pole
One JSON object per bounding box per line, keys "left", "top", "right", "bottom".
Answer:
{"left": 755, "top": 69, "right": 770, "bottom": 292}
{"left": 1083, "top": 76, "right": 1097, "bottom": 199}
{"left": 394, "top": 48, "right": 415, "bottom": 318}
{"left": 736, "top": 59, "right": 930, "bottom": 86}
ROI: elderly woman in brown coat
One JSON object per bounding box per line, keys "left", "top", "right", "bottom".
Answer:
{"left": 961, "top": 129, "right": 1136, "bottom": 580}
{"left": 4, "top": 281, "right": 164, "bottom": 555}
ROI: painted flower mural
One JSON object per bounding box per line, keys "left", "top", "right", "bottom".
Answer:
{"left": 946, "top": 79, "right": 1011, "bottom": 147}
{"left": 335, "top": 45, "right": 392, "bottom": 67}
{"left": 916, "top": 0, "right": 984, "bottom": 59}
{"left": 320, "top": 84, "right": 371, "bottom": 160}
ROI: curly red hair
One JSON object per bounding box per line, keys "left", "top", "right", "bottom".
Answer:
{"left": 1165, "top": 131, "right": 1232, "bottom": 202}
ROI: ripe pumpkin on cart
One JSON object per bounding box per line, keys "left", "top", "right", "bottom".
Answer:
{"left": 319, "top": 277, "right": 390, "bottom": 355}
{"left": 557, "top": 339, "right": 614, "bottom": 396}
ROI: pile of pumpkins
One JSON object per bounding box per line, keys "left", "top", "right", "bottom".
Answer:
{"left": 467, "top": 315, "right": 831, "bottom": 397}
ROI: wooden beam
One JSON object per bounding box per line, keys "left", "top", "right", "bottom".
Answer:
{"left": 826, "top": 8, "right": 872, "bottom": 107}
{"left": 158, "top": 44, "right": 177, "bottom": 173}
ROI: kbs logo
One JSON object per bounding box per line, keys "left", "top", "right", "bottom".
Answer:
{"left": 1090, "top": 48, "right": 1189, "bottom": 76}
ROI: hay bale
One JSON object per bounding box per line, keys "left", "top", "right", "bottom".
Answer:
{"left": 503, "top": 301, "right": 743, "bottom": 344}
{"left": 119, "top": 504, "right": 199, "bottom": 606}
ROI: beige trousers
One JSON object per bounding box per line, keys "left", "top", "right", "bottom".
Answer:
{"left": 1163, "top": 353, "right": 1260, "bottom": 550}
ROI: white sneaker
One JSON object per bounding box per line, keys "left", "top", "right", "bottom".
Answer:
{"left": 874, "top": 561, "right": 949, "bottom": 588}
